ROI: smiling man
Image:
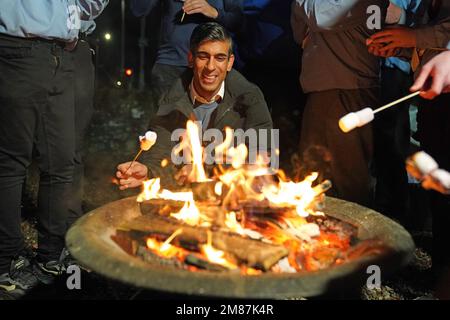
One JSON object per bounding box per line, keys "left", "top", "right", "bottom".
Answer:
{"left": 116, "top": 22, "right": 273, "bottom": 188}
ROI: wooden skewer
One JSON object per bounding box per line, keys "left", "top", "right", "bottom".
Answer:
{"left": 373, "top": 91, "right": 421, "bottom": 114}
{"left": 125, "top": 149, "right": 144, "bottom": 175}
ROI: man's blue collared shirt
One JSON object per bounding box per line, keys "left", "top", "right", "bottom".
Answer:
{"left": 0, "top": 0, "right": 108, "bottom": 41}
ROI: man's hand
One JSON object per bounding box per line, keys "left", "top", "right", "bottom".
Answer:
{"left": 183, "top": 0, "right": 218, "bottom": 19}
{"left": 116, "top": 161, "right": 148, "bottom": 190}
{"left": 410, "top": 51, "right": 450, "bottom": 99}
{"left": 367, "top": 26, "right": 417, "bottom": 52}
{"left": 367, "top": 42, "right": 400, "bottom": 58}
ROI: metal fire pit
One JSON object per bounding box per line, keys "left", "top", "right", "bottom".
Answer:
{"left": 66, "top": 196, "right": 414, "bottom": 299}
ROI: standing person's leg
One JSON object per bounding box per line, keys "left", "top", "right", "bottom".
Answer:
{"left": 300, "top": 89, "right": 377, "bottom": 206}
{"left": 373, "top": 67, "right": 412, "bottom": 223}
{"left": 34, "top": 42, "right": 76, "bottom": 271}
{"left": 417, "top": 94, "right": 450, "bottom": 273}
{"left": 67, "top": 40, "right": 95, "bottom": 228}
{"left": 0, "top": 35, "right": 52, "bottom": 294}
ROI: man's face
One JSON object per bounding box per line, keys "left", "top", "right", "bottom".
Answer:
{"left": 188, "top": 40, "right": 235, "bottom": 99}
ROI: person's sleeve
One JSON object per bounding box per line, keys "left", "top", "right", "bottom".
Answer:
{"left": 77, "top": 0, "right": 109, "bottom": 20}
{"left": 130, "top": 0, "right": 160, "bottom": 17}
{"left": 293, "top": 0, "right": 387, "bottom": 32}
{"left": 0, "top": 0, "right": 80, "bottom": 40}
{"left": 415, "top": 18, "right": 450, "bottom": 49}
{"left": 214, "top": 0, "right": 244, "bottom": 33}
{"left": 389, "top": 0, "right": 410, "bottom": 10}
{"left": 389, "top": 0, "right": 408, "bottom": 23}
{"left": 291, "top": 0, "right": 309, "bottom": 45}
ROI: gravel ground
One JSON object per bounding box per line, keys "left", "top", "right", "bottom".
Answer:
{"left": 17, "top": 87, "right": 437, "bottom": 300}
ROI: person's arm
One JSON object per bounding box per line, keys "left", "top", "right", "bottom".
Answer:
{"left": 215, "top": 0, "right": 244, "bottom": 32}
{"left": 410, "top": 51, "right": 450, "bottom": 99}
{"left": 77, "top": 0, "right": 109, "bottom": 20}
{"left": 291, "top": 0, "right": 309, "bottom": 45}
{"left": 415, "top": 18, "right": 450, "bottom": 50}
{"left": 292, "top": 0, "right": 387, "bottom": 32}
{"left": 369, "top": 13, "right": 450, "bottom": 52}
{"left": 182, "top": 0, "right": 244, "bottom": 33}
{"left": 130, "top": 0, "right": 160, "bottom": 17}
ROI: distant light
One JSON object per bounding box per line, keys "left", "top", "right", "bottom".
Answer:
{"left": 125, "top": 68, "right": 133, "bottom": 77}
{"left": 116, "top": 81, "right": 122, "bottom": 86}
{"left": 104, "top": 33, "right": 112, "bottom": 41}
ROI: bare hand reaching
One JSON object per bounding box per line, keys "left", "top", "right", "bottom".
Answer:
{"left": 116, "top": 161, "right": 148, "bottom": 190}
{"left": 183, "top": 0, "right": 218, "bottom": 19}
{"left": 410, "top": 51, "right": 450, "bottom": 100}
{"left": 367, "top": 26, "right": 417, "bottom": 53}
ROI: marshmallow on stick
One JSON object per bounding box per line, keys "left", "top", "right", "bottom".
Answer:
{"left": 140, "top": 130, "right": 157, "bottom": 151}
{"left": 339, "top": 91, "right": 421, "bottom": 133}
{"left": 406, "top": 151, "right": 450, "bottom": 195}
{"left": 125, "top": 131, "right": 158, "bottom": 174}
{"left": 339, "top": 108, "right": 374, "bottom": 133}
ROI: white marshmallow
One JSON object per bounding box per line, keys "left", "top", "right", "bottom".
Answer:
{"left": 430, "top": 169, "right": 450, "bottom": 190}
{"left": 139, "top": 130, "right": 157, "bottom": 151}
{"left": 412, "top": 151, "right": 438, "bottom": 175}
{"left": 339, "top": 112, "right": 360, "bottom": 133}
{"left": 339, "top": 108, "right": 374, "bottom": 133}
{"left": 356, "top": 107, "right": 375, "bottom": 126}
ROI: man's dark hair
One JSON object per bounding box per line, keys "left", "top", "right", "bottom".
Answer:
{"left": 190, "top": 22, "right": 233, "bottom": 56}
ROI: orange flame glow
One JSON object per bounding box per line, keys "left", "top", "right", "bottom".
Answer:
{"left": 201, "top": 231, "right": 237, "bottom": 269}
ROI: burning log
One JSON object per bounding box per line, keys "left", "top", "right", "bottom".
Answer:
{"left": 117, "top": 214, "right": 288, "bottom": 271}
{"left": 185, "top": 254, "right": 231, "bottom": 272}
{"left": 140, "top": 199, "right": 225, "bottom": 227}
{"left": 136, "top": 245, "right": 184, "bottom": 269}
{"left": 190, "top": 181, "right": 221, "bottom": 202}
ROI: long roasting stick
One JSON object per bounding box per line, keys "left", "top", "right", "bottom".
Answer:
{"left": 373, "top": 91, "right": 421, "bottom": 114}
{"left": 339, "top": 91, "right": 422, "bottom": 132}
{"left": 125, "top": 149, "right": 144, "bottom": 175}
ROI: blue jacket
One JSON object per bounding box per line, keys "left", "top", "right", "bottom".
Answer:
{"left": 131, "top": 0, "right": 243, "bottom": 67}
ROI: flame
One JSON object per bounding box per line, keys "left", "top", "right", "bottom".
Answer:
{"left": 187, "top": 120, "right": 209, "bottom": 182}
{"left": 146, "top": 228, "right": 184, "bottom": 258}
{"left": 171, "top": 200, "right": 202, "bottom": 226}
{"left": 201, "top": 231, "right": 237, "bottom": 269}
{"left": 240, "top": 266, "right": 262, "bottom": 275}
{"left": 161, "top": 159, "right": 169, "bottom": 167}
{"left": 214, "top": 181, "right": 223, "bottom": 196}
{"left": 214, "top": 127, "right": 234, "bottom": 163}
{"left": 133, "top": 120, "right": 341, "bottom": 273}
{"left": 227, "top": 144, "right": 248, "bottom": 169}
{"left": 137, "top": 178, "right": 161, "bottom": 202}
{"left": 261, "top": 173, "right": 319, "bottom": 217}
{"left": 224, "top": 211, "right": 245, "bottom": 234}
{"left": 137, "top": 178, "right": 194, "bottom": 202}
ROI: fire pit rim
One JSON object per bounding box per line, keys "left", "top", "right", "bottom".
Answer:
{"left": 66, "top": 196, "right": 415, "bottom": 298}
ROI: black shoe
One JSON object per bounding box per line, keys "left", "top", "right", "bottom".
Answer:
{"left": 33, "top": 259, "right": 65, "bottom": 285}
{"left": 59, "top": 248, "right": 76, "bottom": 268}
{"left": 59, "top": 247, "right": 90, "bottom": 272}
{"left": 0, "top": 256, "right": 39, "bottom": 299}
